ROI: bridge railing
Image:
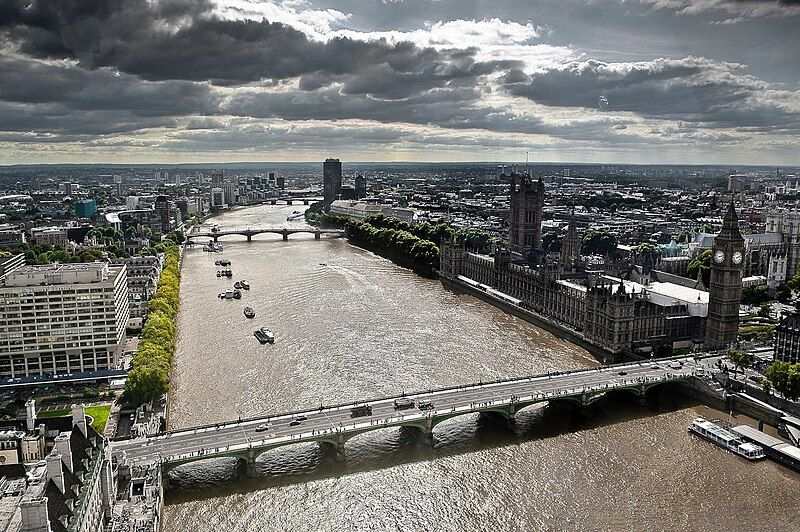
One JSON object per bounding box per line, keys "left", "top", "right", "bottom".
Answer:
{"left": 152, "top": 372, "right": 691, "bottom": 464}
{"left": 144, "top": 355, "right": 706, "bottom": 441}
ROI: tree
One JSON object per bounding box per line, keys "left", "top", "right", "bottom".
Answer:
{"left": 632, "top": 242, "right": 661, "bottom": 264}
{"left": 726, "top": 348, "right": 752, "bottom": 375}
{"left": 757, "top": 304, "right": 772, "bottom": 319}
{"left": 687, "top": 249, "right": 711, "bottom": 285}
{"left": 581, "top": 230, "right": 618, "bottom": 256}
{"left": 542, "top": 231, "right": 562, "bottom": 253}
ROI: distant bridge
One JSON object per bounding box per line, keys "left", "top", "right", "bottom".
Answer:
{"left": 187, "top": 226, "right": 345, "bottom": 242}
{"left": 111, "top": 356, "right": 700, "bottom": 485}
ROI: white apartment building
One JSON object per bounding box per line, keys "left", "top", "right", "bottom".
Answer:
{"left": 0, "top": 262, "right": 129, "bottom": 378}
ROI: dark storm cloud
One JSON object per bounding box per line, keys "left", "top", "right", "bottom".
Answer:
{"left": 0, "top": 0, "right": 517, "bottom": 91}
{"left": 502, "top": 58, "right": 800, "bottom": 131}
{"left": 0, "top": 56, "right": 218, "bottom": 116}
{"left": 0, "top": 101, "right": 177, "bottom": 137}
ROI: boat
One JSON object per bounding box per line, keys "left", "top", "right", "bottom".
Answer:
{"left": 233, "top": 289, "right": 242, "bottom": 299}
{"left": 244, "top": 307, "right": 255, "bottom": 318}
{"left": 220, "top": 290, "right": 235, "bottom": 300}
{"left": 215, "top": 260, "right": 221, "bottom": 266}
{"left": 254, "top": 327, "right": 275, "bottom": 344}
{"left": 234, "top": 281, "right": 242, "bottom": 289}
{"left": 240, "top": 280, "right": 250, "bottom": 290}
{"left": 688, "top": 417, "right": 766, "bottom": 461}
{"left": 217, "top": 269, "right": 233, "bottom": 278}
{"left": 219, "top": 259, "right": 231, "bottom": 266}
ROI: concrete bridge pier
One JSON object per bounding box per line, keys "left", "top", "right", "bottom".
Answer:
{"left": 160, "top": 468, "right": 171, "bottom": 491}
{"left": 304, "top": 199, "right": 309, "bottom": 205}
{"left": 402, "top": 417, "right": 435, "bottom": 446}
{"left": 282, "top": 229, "right": 289, "bottom": 241}
{"left": 246, "top": 233, "right": 252, "bottom": 242}
{"left": 314, "top": 231, "right": 321, "bottom": 240}
{"left": 270, "top": 200, "right": 277, "bottom": 205}
{"left": 245, "top": 449, "right": 257, "bottom": 478}
{"left": 213, "top": 235, "right": 219, "bottom": 242}
{"left": 287, "top": 199, "right": 293, "bottom": 205}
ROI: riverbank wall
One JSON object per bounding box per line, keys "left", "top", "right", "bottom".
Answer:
{"left": 440, "top": 276, "right": 616, "bottom": 363}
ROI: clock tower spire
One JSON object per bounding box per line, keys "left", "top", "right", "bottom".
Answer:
{"left": 704, "top": 199, "right": 745, "bottom": 350}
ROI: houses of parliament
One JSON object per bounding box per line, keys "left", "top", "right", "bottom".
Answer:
{"left": 440, "top": 172, "right": 744, "bottom": 357}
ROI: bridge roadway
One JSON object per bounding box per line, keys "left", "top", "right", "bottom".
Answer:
{"left": 111, "top": 356, "right": 701, "bottom": 477}
{"left": 187, "top": 227, "right": 345, "bottom": 242}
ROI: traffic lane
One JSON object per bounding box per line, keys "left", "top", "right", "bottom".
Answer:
{"left": 117, "top": 364, "right": 695, "bottom": 456}
{"left": 120, "top": 370, "right": 694, "bottom": 461}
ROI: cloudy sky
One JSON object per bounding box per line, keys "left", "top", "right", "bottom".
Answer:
{"left": 1, "top": 0, "right": 799, "bottom": 165}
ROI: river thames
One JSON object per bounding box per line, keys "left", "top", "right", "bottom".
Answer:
{"left": 163, "top": 204, "right": 800, "bottom": 531}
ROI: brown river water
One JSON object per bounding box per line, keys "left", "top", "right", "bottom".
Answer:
{"left": 162, "top": 204, "right": 800, "bottom": 531}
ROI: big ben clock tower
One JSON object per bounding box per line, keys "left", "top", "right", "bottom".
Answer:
{"left": 704, "top": 200, "right": 745, "bottom": 350}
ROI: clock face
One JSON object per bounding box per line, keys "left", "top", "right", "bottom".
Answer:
{"left": 732, "top": 251, "right": 743, "bottom": 264}
{"left": 714, "top": 250, "right": 725, "bottom": 264}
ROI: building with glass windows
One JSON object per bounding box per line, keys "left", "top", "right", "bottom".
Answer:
{"left": 0, "top": 262, "right": 128, "bottom": 378}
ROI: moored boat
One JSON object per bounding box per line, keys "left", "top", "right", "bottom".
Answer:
{"left": 688, "top": 417, "right": 766, "bottom": 461}
{"left": 244, "top": 307, "right": 255, "bottom": 318}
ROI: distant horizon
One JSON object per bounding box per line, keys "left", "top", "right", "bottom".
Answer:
{"left": 1, "top": 160, "right": 796, "bottom": 170}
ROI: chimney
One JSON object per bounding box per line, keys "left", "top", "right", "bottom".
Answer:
{"left": 53, "top": 434, "right": 73, "bottom": 474}
{"left": 19, "top": 497, "right": 52, "bottom": 532}
{"left": 46, "top": 454, "right": 65, "bottom": 494}
{"left": 71, "top": 403, "right": 87, "bottom": 437}
{"left": 26, "top": 399, "right": 36, "bottom": 432}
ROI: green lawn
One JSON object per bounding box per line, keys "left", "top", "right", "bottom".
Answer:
{"left": 35, "top": 404, "right": 112, "bottom": 434}
{"left": 85, "top": 405, "right": 111, "bottom": 434}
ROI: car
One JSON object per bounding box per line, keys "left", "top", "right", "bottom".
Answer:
{"left": 289, "top": 420, "right": 301, "bottom": 427}
{"left": 394, "top": 397, "right": 415, "bottom": 410}
{"left": 417, "top": 400, "right": 434, "bottom": 411}
{"left": 294, "top": 415, "right": 308, "bottom": 421}
{"left": 618, "top": 370, "right": 627, "bottom": 376}
{"left": 255, "top": 423, "right": 269, "bottom": 432}
{"left": 748, "top": 375, "right": 762, "bottom": 383}
{"left": 669, "top": 361, "right": 683, "bottom": 369}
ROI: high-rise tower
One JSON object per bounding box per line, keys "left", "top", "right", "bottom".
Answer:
{"left": 323, "top": 158, "right": 342, "bottom": 212}
{"left": 561, "top": 207, "right": 581, "bottom": 272}
{"left": 508, "top": 172, "right": 544, "bottom": 255}
{"left": 704, "top": 200, "right": 745, "bottom": 350}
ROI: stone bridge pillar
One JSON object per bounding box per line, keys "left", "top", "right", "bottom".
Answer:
{"left": 304, "top": 199, "right": 309, "bottom": 205}
{"left": 282, "top": 229, "right": 289, "bottom": 241}
{"left": 314, "top": 231, "right": 321, "bottom": 240}
{"left": 270, "top": 200, "right": 276, "bottom": 205}
{"left": 213, "top": 234, "right": 219, "bottom": 242}
{"left": 246, "top": 233, "right": 252, "bottom": 243}
{"left": 334, "top": 432, "right": 346, "bottom": 462}
{"left": 287, "top": 199, "right": 293, "bottom": 205}
{"left": 245, "top": 448, "right": 256, "bottom": 478}
{"left": 160, "top": 468, "right": 171, "bottom": 491}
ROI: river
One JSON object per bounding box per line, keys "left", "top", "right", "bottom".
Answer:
{"left": 163, "top": 204, "right": 800, "bottom": 531}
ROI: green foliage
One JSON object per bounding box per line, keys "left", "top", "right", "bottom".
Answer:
{"left": 632, "top": 242, "right": 661, "bottom": 264}
{"left": 345, "top": 218, "right": 441, "bottom": 273}
{"left": 765, "top": 361, "right": 800, "bottom": 401}
{"left": 687, "top": 249, "right": 711, "bottom": 285}
{"left": 124, "top": 245, "right": 181, "bottom": 406}
{"left": 726, "top": 348, "right": 752, "bottom": 374}
{"left": 581, "top": 229, "right": 618, "bottom": 256}
{"left": 742, "top": 285, "right": 771, "bottom": 305}
{"left": 738, "top": 325, "right": 774, "bottom": 343}
{"left": 542, "top": 231, "right": 562, "bottom": 253}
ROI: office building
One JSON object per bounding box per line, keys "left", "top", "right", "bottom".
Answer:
{"left": 323, "top": 159, "right": 342, "bottom": 212}
{"left": 74, "top": 199, "right": 97, "bottom": 219}
{"left": 0, "top": 262, "right": 129, "bottom": 378}
{"left": 775, "top": 312, "right": 800, "bottom": 364}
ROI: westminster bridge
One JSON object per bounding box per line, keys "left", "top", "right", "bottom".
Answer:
{"left": 111, "top": 356, "right": 705, "bottom": 484}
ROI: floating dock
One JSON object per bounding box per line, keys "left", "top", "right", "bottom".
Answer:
{"left": 731, "top": 424, "right": 800, "bottom": 473}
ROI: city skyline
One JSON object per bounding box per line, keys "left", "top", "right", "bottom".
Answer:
{"left": 1, "top": 0, "right": 799, "bottom": 165}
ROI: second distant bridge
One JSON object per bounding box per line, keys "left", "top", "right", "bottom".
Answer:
{"left": 188, "top": 227, "right": 345, "bottom": 242}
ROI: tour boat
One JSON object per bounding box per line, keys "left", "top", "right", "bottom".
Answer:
{"left": 688, "top": 417, "right": 766, "bottom": 461}
{"left": 232, "top": 289, "right": 242, "bottom": 299}
{"left": 240, "top": 280, "right": 250, "bottom": 290}
{"left": 244, "top": 307, "right": 255, "bottom": 319}
{"left": 234, "top": 281, "right": 242, "bottom": 289}
{"left": 254, "top": 327, "right": 275, "bottom": 344}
